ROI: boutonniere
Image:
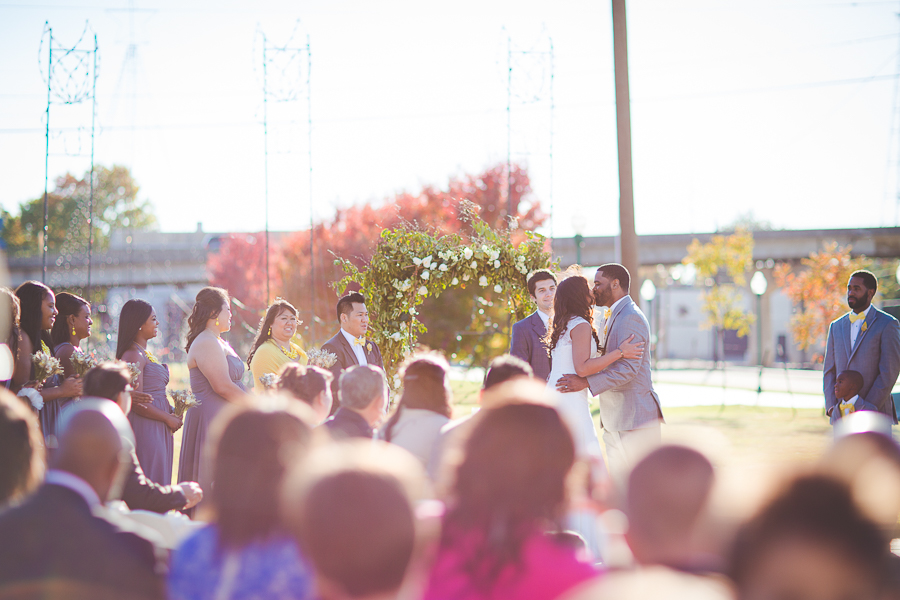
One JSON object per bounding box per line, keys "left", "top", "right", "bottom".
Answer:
{"left": 366, "top": 341, "right": 373, "bottom": 353}
{"left": 862, "top": 321, "right": 868, "bottom": 333}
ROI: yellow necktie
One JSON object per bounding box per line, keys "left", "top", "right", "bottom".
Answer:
{"left": 603, "top": 308, "right": 612, "bottom": 337}
{"left": 849, "top": 312, "right": 866, "bottom": 324}
{"left": 839, "top": 402, "right": 855, "bottom": 416}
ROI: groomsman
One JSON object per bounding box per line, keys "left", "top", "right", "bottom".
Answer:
{"left": 509, "top": 269, "right": 557, "bottom": 381}
{"left": 823, "top": 270, "right": 900, "bottom": 423}
{"left": 322, "top": 292, "right": 384, "bottom": 412}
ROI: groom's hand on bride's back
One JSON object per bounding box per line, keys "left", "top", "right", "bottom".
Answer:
{"left": 556, "top": 373, "right": 589, "bottom": 393}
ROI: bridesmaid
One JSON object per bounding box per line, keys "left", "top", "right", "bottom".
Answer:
{"left": 0, "top": 288, "right": 21, "bottom": 390}
{"left": 51, "top": 292, "right": 92, "bottom": 382}
{"left": 248, "top": 298, "right": 307, "bottom": 393}
{"left": 178, "top": 287, "right": 247, "bottom": 507}
{"left": 14, "top": 282, "right": 82, "bottom": 441}
{"left": 117, "top": 299, "right": 183, "bottom": 486}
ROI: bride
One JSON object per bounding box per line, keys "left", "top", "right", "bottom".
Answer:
{"left": 544, "top": 274, "right": 643, "bottom": 559}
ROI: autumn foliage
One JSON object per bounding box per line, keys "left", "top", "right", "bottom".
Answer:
{"left": 209, "top": 163, "right": 547, "bottom": 347}
{"left": 774, "top": 242, "right": 868, "bottom": 362}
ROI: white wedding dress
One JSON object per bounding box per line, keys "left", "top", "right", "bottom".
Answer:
{"left": 546, "top": 315, "right": 608, "bottom": 562}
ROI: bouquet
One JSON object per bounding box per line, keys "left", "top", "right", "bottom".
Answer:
{"left": 169, "top": 389, "right": 201, "bottom": 418}
{"left": 306, "top": 348, "right": 338, "bottom": 369}
{"left": 126, "top": 362, "right": 141, "bottom": 386}
{"left": 259, "top": 373, "right": 278, "bottom": 389}
{"left": 32, "top": 351, "right": 63, "bottom": 386}
{"left": 71, "top": 349, "right": 99, "bottom": 377}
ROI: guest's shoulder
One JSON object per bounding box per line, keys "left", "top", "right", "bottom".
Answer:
{"left": 172, "top": 524, "right": 219, "bottom": 562}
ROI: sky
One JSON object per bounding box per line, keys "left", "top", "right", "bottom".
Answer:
{"left": 1, "top": 0, "right": 899, "bottom": 241}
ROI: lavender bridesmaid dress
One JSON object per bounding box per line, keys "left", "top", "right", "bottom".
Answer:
{"left": 178, "top": 354, "right": 246, "bottom": 499}
{"left": 128, "top": 360, "right": 174, "bottom": 485}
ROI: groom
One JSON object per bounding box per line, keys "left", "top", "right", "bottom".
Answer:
{"left": 556, "top": 263, "right": 663, "bottom": 485}
{"left": 823, "top": 270, "right": 900, "bottom": 423}
{"left": 321, "top": 292, "right": 384, "bottom": 413}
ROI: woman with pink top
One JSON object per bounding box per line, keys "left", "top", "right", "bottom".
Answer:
{"left": 423, "top": 403, "right": 600, "bottom": 600}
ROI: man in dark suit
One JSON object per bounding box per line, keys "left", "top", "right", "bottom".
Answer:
{"left": 823, "top": 270, "right": 900, "bottom": 424}
{"left": 323, "top": 365, "right": 388, "bottom": 440}
{"left": 509, "top": 270, "right": 557, "bottom": 381}
{"left": 321, "top": 292, "right": 384, "bottom": 412}
{"left": 0, "top": 403, "right": 164, "bottom": 600}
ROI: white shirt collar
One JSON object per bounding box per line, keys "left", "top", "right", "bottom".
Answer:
{"left": 340, "top": 327, "right": 362, "bottom": 345}
{"left": 537, "top": 310, "right": 551, "bottom": 327}
{"left": 45, "top": 469, "right": 101, "bottom": 508}
{"left": 852, "top": 305, "right": 871, "bottom": 322}
{"left": 844, "top": 394, "right": 859, "bottom": 406}
{"left": 608, "top": 295, "right": 628, "bottom": 315}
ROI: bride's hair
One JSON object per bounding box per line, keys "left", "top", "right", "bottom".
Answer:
{"left": 543, "top": 275, "right": 600, "bottom": 366}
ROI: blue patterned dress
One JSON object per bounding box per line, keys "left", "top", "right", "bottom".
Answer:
{"left": 168, "top": 525, "right": 314, "bottom": 600}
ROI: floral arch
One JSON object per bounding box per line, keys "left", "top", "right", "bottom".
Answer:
{"left": 333, "top": 211, "right": 554, "bottom": 386}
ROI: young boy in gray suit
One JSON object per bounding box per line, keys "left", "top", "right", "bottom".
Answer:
{"left": 828, "top": 369, "right": 880, "bottom": 425}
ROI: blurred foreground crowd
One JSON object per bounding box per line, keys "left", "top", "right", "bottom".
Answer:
{"left": 2, "top": 350, "right": 900, "bottom": 600}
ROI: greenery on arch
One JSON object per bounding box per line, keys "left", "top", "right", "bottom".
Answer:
{"left": 333, "top": 207, "right": 554, "bottom": 385}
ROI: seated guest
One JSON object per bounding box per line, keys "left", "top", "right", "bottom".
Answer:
{"left": 83, "top": 362, "right": 202, "bottom": 513}
{"left": 0, "top": 402, "right": 164, "bottom": 599}
{"left": 625, "top": 445, "right": 724, "bottom": 574}
{"left": 168, "top": 406, "right": 315, "bottom": 600}
{"left": 381, "top": 354, "right": 452, "bottom": 470}
{"left": 323, "top": 365, "right": 388, "bottom": 440}
{"left": 730, "top": 474, "right": 889, "bottom": 600}
{"left": 276, "top": 363, "right": 334, "bottom": 425}
{"left": 431, "top": 355, "right": 534, "bottom": 481}
{"left": 283, "top": 441, "right": 428, "bottom": 600}
{"left": 248, "top": 299, "right": 308, "bottom": 393}
{"left": 423, "top": 403, "right": 599, "bottom": 599}
{"left": 0, "top": 388, "right": 44, "bottom": 507}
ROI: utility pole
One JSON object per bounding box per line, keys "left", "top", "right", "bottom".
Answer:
{"left": 611, "top": 0, "right": 640, "bottom": 303}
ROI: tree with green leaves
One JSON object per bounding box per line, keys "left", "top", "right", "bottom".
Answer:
{"left": 683, "top": 228, "right": 755, "bottom": 364}
{"left": 2, "top": 165, "right": 156, "bottom": 257}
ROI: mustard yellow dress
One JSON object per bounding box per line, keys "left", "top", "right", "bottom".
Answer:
{"left": 250, "top": 339, "right": 308, "bottom": 393}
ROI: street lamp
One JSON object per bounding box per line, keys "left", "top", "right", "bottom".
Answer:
{"left": 750, "top": 270, "right": 768, "bottom": 395}
{"left": 640, "top": 279, "right": 657, "bottom": 364}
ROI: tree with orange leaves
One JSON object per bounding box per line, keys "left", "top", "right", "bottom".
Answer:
{"left": 277, "top": 162, "right": 546, "bottom": 345}
{"left": 773, "top": 242, "right": 868, "bottom": 363}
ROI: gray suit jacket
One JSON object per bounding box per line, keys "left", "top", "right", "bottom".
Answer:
{"left": 510, "top": 311, "right": 551, "bottom": 381}
{"left": 587, "top": 296, "right": 663, "bottom": 432}
{"left": 823, "top": 306, "right": 900, "bottom": 424}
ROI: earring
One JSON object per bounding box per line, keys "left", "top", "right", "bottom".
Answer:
{"left": 71, "top": 327, "right": 76, "bottom": 336}
{"left": 268, "top": 327, "right": 272, "bottom": 336}
{"left": 216, "top": 318, "right": 220, "bottom": 327}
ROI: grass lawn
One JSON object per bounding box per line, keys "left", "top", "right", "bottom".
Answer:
{"left": 166, "top": 373, "right": 835, "bottom": 486}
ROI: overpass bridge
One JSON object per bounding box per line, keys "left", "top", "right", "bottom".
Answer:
{"left": 550, "top": 226, "right": 900, "bottom": 267}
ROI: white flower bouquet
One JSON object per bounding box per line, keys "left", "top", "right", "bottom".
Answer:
{"left": 259, "top": 373, "right": 278, "bottom": 389}
{"left": 126, "top": 362, "right": 141, "bottom": 386}
{"left": 32, "top": 351, "right": 62, "bottom": 386}
{"left": 70, "top": 349, "right": 98, "bottom": 377}
{"left": 306, "top": 348, "right": 338, "bottom": 369}
{"left": 168, "top": 389, "right": 201, "bottom": 418}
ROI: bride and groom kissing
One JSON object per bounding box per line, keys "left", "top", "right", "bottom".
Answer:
{"left": 510, "top": 264, "right": 664, "bottom": 485}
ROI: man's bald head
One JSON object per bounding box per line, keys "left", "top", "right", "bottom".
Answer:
{"left": 53, "top": 407, "right": 129, "bottom": 503}
{"left": 626, "top": 445, "right": 715, "bottom": 566}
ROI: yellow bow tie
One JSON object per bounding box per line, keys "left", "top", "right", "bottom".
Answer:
{"left": 353, "top": 337, "right": 366, "bottom": 347}
{"left": 839, "top": 402, "right": 856, "bottom": 416}
{"left": 849, "top": 312, "right": 866, "bottom": 324}
{"left": 603, "top": 308, "right": 612, "bottom": 320}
